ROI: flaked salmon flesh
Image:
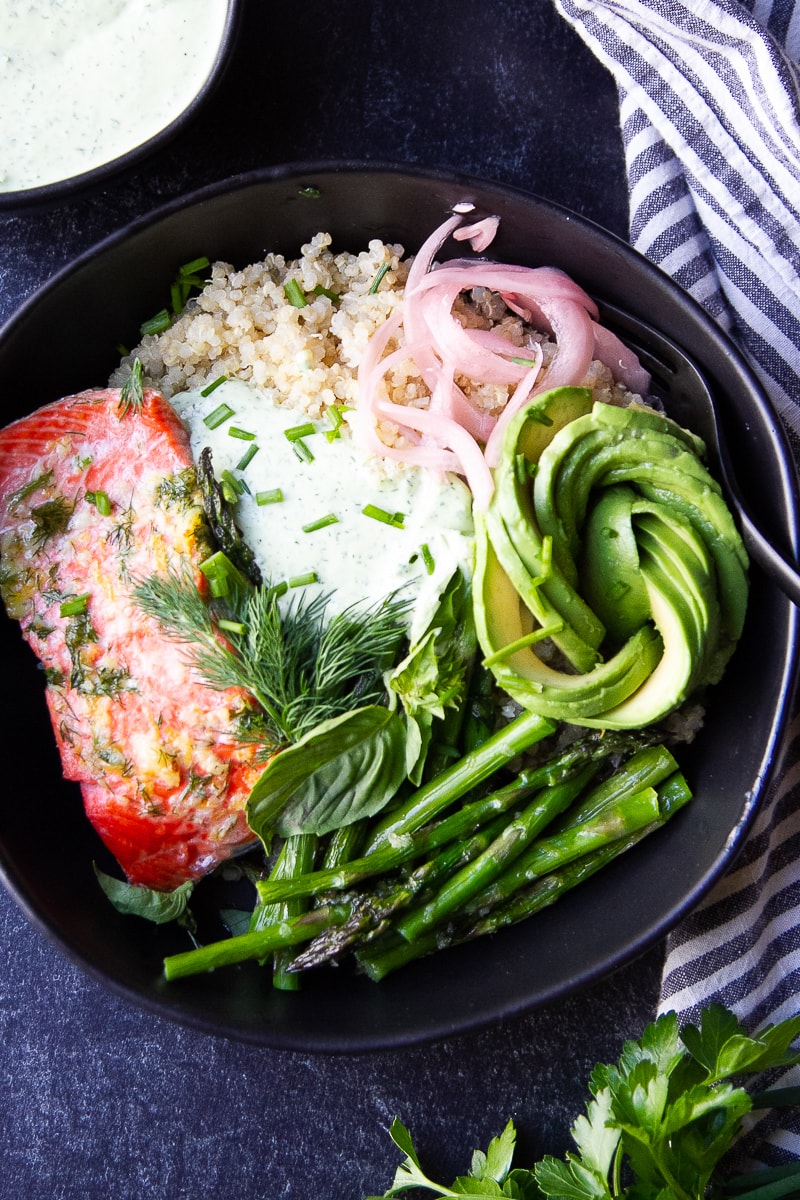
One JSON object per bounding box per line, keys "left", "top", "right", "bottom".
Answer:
{"left": 0, "top": 388, "right": 262, "bottom": 890}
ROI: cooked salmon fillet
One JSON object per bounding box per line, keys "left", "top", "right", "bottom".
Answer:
{"left": 0, "top": 388, "right": 262, "bottom": 890}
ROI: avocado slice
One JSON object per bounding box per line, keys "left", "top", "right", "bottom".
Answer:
{"left": 473, "top": 526, "right": 663, "bottom": 721}
{"left": 580, "top": 485, "right": 649, "bottom": 642}
{"left": 488, "top": 385, "right": 605, "bottom": 671}
{"left": 474, "top": 389, "right": 749, "bottom": 731}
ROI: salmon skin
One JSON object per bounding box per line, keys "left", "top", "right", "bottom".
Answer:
{"left": 0, "top": 388, "right": 262, "bottom": 891}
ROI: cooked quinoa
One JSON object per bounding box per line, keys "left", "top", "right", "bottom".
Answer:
{"left": 110, "top": 232, "right": 633, "bottom": 427}
{"left": 111, "top": 234, "right": 415, "bottom": 417}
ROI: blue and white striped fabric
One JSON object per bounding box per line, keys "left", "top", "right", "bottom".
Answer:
{"left": 553, "top": 0, "right": 800, "bottom": 1165}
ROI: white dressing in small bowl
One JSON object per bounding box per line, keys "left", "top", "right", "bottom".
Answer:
{"left": 0, "top": 0, "right": 232, "bottom": 196}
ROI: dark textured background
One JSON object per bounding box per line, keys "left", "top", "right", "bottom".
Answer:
{"left": 0, "top": 3, "right": 665, "bottom": 1198}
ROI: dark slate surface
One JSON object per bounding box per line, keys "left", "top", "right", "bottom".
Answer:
{"left": 0, "top": 3, "right": 663, "bottom": 1197}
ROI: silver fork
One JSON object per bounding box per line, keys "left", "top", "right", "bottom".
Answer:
{"left": 598, "top": 301, "right": 800, "bottom": 609}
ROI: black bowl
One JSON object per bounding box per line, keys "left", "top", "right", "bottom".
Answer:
{"left": 0, "top": 1, "right": 242, "bottom": 212}
{"left": 0, "top": 163, "right": 797, "bottom": 1050}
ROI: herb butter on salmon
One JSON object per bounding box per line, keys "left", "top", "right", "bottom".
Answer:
{"left": 0, "top": 388, "right": 261, "bottom": 890}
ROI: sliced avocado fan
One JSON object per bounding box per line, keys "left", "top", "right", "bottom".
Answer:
{"left": 474, "top": 387, "right": 749, "bottom": 729}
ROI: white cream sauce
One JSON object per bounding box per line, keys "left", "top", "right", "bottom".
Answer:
{"left": 0, "top": 0, "right": 230, "bottom": 192}
{"left": 171, "top": 379, "right": 475, "bottom": 643}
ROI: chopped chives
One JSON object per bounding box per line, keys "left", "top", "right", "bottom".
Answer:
{"left": 228, "top": 426, "right": 256, "bottom": 441}
{"left": 236, "top": 444, "right": 260, "bottom": 471}
{"left": 203, "top": 401, "right": 235, "bottom": 428}
{"left": 220, "top": 469, "right": 245, "bottom": 503}
{"left": 362, "top": 504, "right": 405, "bottom": 528}
{"left": 292, "top": 439, "right": 314, "bottom": 463}
{"left": 283, "top": 279, "right": 307, "bottom": 308}
{"left": 284, "top": 422, "right": 317, "bottom": 442}
{"left": 312, "top": 283, "right": 340, "bottom": 302}
{"left": 170, "top": 280, "right": 188, "bottom": 315}
{"left": 201, "top": 377, "right": 228, "bottom": 399}
{"left": 237, "top": 476, "right": 252, "bottom": 495}
{"left": 510, "top": 355, "right": 542, "bottom": 369}
{"left": 180, "top": 256, "right": 211, "bottom": 277}
{"left": 60, "top": 594, "right": 90, "bottom": 617}
{"left": 324, "top": 406, "right": 344, "bottom": 442}
{"left": 86, "top": 490, "right": 112, "bottom": 516}
{"left": 217, "top": 619, "right": 246, "bottom": 635}
{"left": 482, "top": 621, "right": 565, "bottom": 668}
{"left": 140, "top": 309, "right": 172, "bottom": 336}
{"left": 199, "top": 553, "right": 235, "bottom": 597}
{"left": 369, "top": 262, "right": 391, "bottom": 294}
{"left": 256, "top": 488, "right": 284, "bottom": 506}
{"left": 420, "top": 543, "right": 435, "bottom": 574}
{"left": 302, "top": 513, "right": 338, "bottom": 533}
{"left": 289, "top": 572, "right": 319, "bottom": 588}
{"left": 267, "top": 581, "right": 289, "bottom": 601}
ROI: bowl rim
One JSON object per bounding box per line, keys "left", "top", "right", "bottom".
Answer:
{"left": 0, "top": 0, "right": 243, "bottom": 213}
{"left": 1, "top": 161, "right": 798, "bottom": 1050}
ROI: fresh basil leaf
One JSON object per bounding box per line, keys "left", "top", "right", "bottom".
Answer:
{"left": 94, "top": 864, "right": 193, "bottom": 924}
{"left": 247, "top": 706, "right": 407, "bottom": 838}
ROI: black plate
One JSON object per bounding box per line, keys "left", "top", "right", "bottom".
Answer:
{"left": 0, "top": 0, "right": 242, "bottom": 212}
{"left": 0, "top": 163, "right": 797, "bottom": 1050}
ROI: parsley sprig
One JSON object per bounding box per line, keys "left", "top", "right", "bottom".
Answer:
{"left": 368, "top": 1004, "right": 800, "bottom": 1200}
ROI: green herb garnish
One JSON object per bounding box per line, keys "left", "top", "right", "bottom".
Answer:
{"left": 256, "top": 488, "right": 284, "bottom": 506}
{"left": 133, "top": 557, "right": 411, "bottom": 747}
{"left": 302, "top": 514, "right": 338, "bottom": 533}
{"left": 60, "top": 593, "right": 90, "bottom": 617}
{"left": 118, "top": 358, "right": 144, "bottom": 418}
{"left": 362, "top": 504, "right": 405, "bottom": 528}
{"left": 139, "top": 309, "right": 172, "bottom": 337}
{"left": 312, "top": 283, "right": 340, "bottom": 302}
{"left": 236, "top": 444, "right": 260, "bottom": 472}
{"left": 283, "top": 279, "right": 307, "bottom": 308}
{"left": 7, "top": 469, "right": 54, "bottom": 511}
{"left": 284, "top": 422, "right": 317, "bottom": 442}
{"left": 30, "top": 496, "right": 74, "bottom": 549}
{"left": 86, "top": 490, "right": 112, "bottom": 516}
{"left": 368, "top": 1005, "right": 800, "bottom": 1200}
{"left": 369, "top": 262, "right": 391, "bottom": 293}
{"left": 203, "top": 398, "right": 234, "bottom": 425}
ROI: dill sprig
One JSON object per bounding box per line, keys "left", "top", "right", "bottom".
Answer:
{"left": 132, "top": 559, "right": 411, "bottom": 748}
{"left": 118, "top": 358, "right": 144, "bottom": 418}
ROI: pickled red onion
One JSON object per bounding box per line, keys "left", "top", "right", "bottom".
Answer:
{"left": 354, "top": 209, "right": 651, "bottom": 512}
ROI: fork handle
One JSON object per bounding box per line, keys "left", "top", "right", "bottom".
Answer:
{"left": 739, "top": 511, "right": 800, "bottom": 609}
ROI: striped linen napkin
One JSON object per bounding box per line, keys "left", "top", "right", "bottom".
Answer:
{"left": 553, "top": 0, "right": 800, "bottom": 1164}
